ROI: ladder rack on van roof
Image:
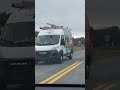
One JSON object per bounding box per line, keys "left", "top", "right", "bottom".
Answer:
{"left": 12, "top": 1, "right": 34, "bottom": 9}
{"left": 40, "top": 23, "right": 72, "bottom": 30}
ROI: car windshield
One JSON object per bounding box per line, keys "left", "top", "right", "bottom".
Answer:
{"left": 1, "top": 22, "right": 34, "bottom": 43}
{"left": 35, "top": 35, "right": 60, "bottom": 45}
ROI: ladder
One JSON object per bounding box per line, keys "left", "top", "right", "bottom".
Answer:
{"left": 40, "top": 23, "right": 72, "bottom": 30}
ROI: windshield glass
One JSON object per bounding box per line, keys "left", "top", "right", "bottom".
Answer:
{"left": 1, "top": 22, "right": 34, "bottom": 43}
{"left": 35, "top": 35, "right": 60, "bottom": 45}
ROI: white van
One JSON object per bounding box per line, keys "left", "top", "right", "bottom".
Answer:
{"left": 35, "top": 27, "right": 74, "bottom": 64}
{"left": 0, "top": 3, "right": 34, "bottom": 88}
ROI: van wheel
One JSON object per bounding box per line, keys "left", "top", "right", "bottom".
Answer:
{"left": 0, "top": 80, "right": 6, "bottom": 90}
{"left": 68, "top": 53, "right": 72, "bottom": 60}
{"left": 56, "top": 53, "right": 63, "bottom": 64}
{"left": 85, "top": 64, "right": 90, "bottom": 79}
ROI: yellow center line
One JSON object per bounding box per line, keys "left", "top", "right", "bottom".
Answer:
{"left": 47, "top": 61, "right": 84, "bottom": 84}
{"left": 103, "top": 84, "right": 116, "bottom": 90}
{"left": 93, "top": 83, "right": 108, "bottom": 90}
{"left": 39, "top": 61, "right": 81, "bottom": 84}
{"left": 93, "top": 83, "right": 116, "bottom": 90}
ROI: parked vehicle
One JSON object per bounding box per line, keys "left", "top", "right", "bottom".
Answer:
{"left": 0, "top": 1, "right": 34, "bottom": 89}
{"left": 35, "top": 25, "right": 74, "bottom": 64}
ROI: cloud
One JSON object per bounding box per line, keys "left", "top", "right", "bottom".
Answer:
{"left": 86, "top": 0, "right": 120, "bottom": 28}
{"left": 35, "top": 0, "right": 85, "bottom": 37}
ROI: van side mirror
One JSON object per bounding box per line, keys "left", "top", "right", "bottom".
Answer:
{"left": 61, "top": 39, "right": 65, "bottom": 45}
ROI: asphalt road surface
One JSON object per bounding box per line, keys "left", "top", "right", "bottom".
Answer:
{"left": 86, "top": 56, "right": 120, "bottom": 90}
{"left": 35, "top": 50, "right": 85, "bottom": 84}
{"left": 35, "top": 87, "right": 85, "bottom": 90}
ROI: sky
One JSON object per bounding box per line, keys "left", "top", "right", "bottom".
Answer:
{"left": 0, "top": 0, "right": 11, "bottom": 12}
{"left": 35, "top": 0, "right": 85, "bottom": 38}
{"left": 86, "top": 0, "right": 120, "bottom": 29}
{"left": 0, "top": 0, "right": 120, "bottom": 31}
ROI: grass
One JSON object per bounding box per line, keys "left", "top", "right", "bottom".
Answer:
{"left": 73, "top": 47, "right": 120, "bottom": 60}
{"left": 74, "top": 46, "right": 85, "bottom": 51}
{"left": 92, "top": 49, "right": 120, "bottom": 60}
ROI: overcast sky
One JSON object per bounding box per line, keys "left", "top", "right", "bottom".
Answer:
{"left": 0, "top": 0, "right": 11, "bottom": 12}
{"left": 86, "top": 0, "right": 120, "bottom": 29}
{"left": 35, "top": 0, "right": 85, "bottom": 38}
{"left": 1, "top": 0, "right": 120, "bottom": 31}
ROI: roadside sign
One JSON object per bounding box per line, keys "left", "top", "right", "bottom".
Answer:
{"left": 105, "top": 35, "right": 110, "bottom": 42}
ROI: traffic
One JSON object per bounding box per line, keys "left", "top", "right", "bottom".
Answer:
{"left": 35, "top": 24, "right": 74, "bottom": 64}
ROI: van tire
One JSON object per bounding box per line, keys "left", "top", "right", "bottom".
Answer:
{"left": 85, "top": 64, "right": 90, "bottom": 79}
{"left": 56, "top": 53, "right": 63, "bottom": 64}
{"left": 0, "top": 79, "right": 6, "bottom": 90}
{"left": 68, "top": 53, "right": 72, "bottom": 60}
{"left": 85, "top": 53, "right": 91, "bottom": 79}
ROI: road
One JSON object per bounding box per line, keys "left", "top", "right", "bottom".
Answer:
{"left": 35, "top": 50, "right": 85, "bottom": 84}
{"left": 35, "top": 87, "right": 85, "bottom": 90}
{"left": 86, "top": 56, "right": 120, "bottom": 90}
